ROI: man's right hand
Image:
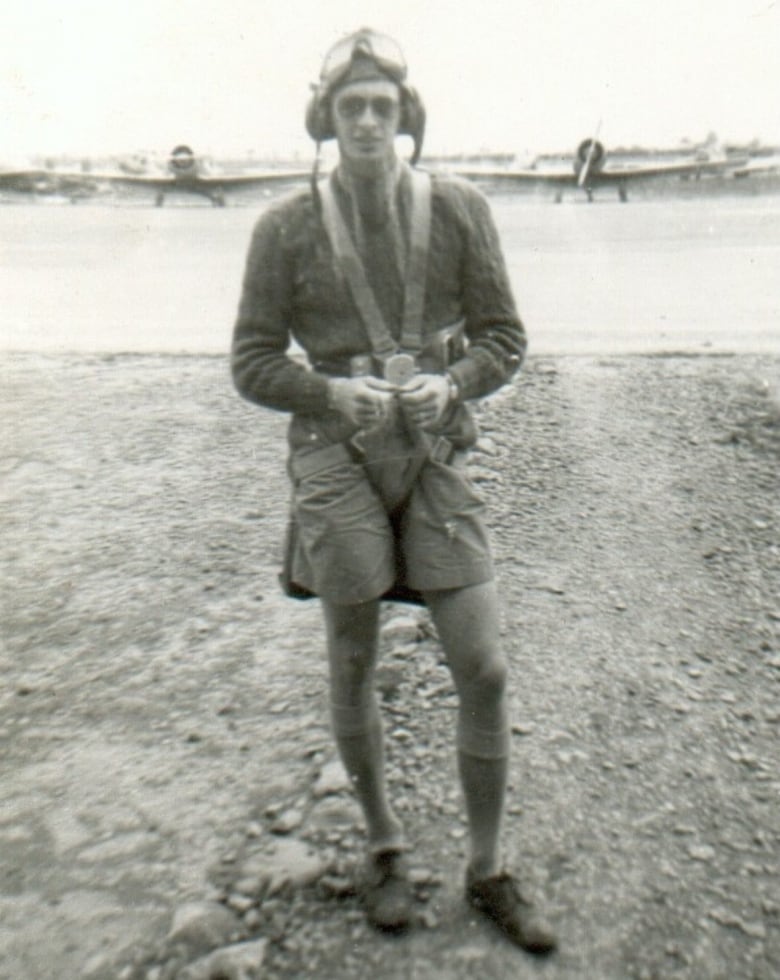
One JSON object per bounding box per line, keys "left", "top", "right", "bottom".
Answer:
{"left": 327, "top": 376, "right": 397, "bottom": 429}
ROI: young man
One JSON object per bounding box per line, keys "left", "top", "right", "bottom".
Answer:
{"left": 231, "top": 28, "right": 556, "bottom": 955}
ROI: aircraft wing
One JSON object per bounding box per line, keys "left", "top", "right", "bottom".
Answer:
{"left": 0, "top": 168, "right": 98, "bottom": 193}
{"left": 597, "top": 159, "right": 739, "bottom": 181}
{"left": 456, "top": 158, "right": 737, "bottom": 186}
{"left": 0, "top": 169, "right": 43, "bottom": 187}
{"left": 195, "top": 170, "right": 310, "bottom": 187}
{"left": 88, "top": 169, "right": 309, "bottom": 189}
{"left": 455, "top": 168, "right": 577, "bottom": 186}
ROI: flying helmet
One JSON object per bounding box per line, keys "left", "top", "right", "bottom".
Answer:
{"left": 305, "top": 28, "right": 426, "bottom": 164}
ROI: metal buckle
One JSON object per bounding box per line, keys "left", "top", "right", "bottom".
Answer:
{"left": 383, "top": 352, "right": 417, "bottom": 387}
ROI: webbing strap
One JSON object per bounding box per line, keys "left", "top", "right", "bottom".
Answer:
{"left": 319, "top": 165, "right": 432, "bottom": 359}
{"left": 400, "top": 167, "right": 432, "bottom": 354}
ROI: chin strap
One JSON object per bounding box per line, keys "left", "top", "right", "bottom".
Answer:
{"left": 310, "top": 140, "right": 324, "bottom": 216}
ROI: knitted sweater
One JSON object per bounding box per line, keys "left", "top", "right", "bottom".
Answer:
{"left": 231, "top": 170, "right": 526, "bottom": 422}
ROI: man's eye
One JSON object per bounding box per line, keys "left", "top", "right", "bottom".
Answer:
{"left": 337, "top": 97, "right": 366, "bottom": 117}
{"left": 371, "top": 98, "right": 396, "bottom": 118}
{"left": 336, "top": 96, "right": 398, "bottom": 119}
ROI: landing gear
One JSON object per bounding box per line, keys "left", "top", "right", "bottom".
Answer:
{"left": 618, "top": 185, "right": 628, "bottom": 203}
{"left": 155, "top": 191, "right": 165, "bottom": 207}
{"left": 209, "top": 189, "right": 226, "bottom": 207}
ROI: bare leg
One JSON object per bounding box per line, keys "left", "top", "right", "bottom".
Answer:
{"left": 322, "top": 598, "right": 404, "bottom": 852}
{"left": 424, "top": 581, "right": 509, "bottom": 878}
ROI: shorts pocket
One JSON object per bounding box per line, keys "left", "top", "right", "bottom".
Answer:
{"left": 291, "top": 453, "right": 395, "bottom": 603}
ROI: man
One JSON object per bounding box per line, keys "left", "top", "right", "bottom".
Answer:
{"left": 231, "top": 28, "right": 556, "bottom": 955}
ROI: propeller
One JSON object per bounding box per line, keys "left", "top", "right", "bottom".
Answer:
{"left": 577, "top": 121, "right": 602, "bottom": 188}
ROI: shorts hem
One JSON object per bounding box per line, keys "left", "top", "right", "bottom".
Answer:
{"left": 406, "top": 561, "right": 494, "bottom": 594}
{"left": 303, "top": 570, "right": 396, "bottom": 606}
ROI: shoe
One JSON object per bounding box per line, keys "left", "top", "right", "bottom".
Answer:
{"left": 466, "top": 870, "right": 557, "bottom": 955}
{"left": 363, "top": 848, "right": 413, "bottom": 933}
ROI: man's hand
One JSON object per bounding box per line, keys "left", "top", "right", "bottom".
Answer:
{"left": 328, "top": 376, "right": 397, "bottom": 428}
{"left": 397, "top": 374, "right": 452, "bottom": 429}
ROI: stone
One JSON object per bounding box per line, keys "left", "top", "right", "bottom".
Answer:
{"left": 382, "top": 613, "right": 421, "bottom": 637}
{"left": 241, "top": 838, "right": 331, "bottom": 896}
{"left": 319, "top": 873, "right": 357, "bottom": 897}
{"left": 688, "top": 845, "right": 716, "bottom": 862}
{"left": 271, "top": 808, "right": 304, "bottom": 834}
{"left": 511, "top": 722, "right": 535, "bottom": 736}
{"left": 307, "top": 796, "right": 362, "bottom": 837}
{"left": 313, "top": 759, "right": 351, "bottom": 798}
{"left": 177, "top": 938, "right": 268, "bottom": 980}
{"left": 166, "top": 901, "right": 245, "bottom": 955}
{"left": 708, "top": 908, "right": 767, "bottom": 940}
{"left": 475, "top": 436, "right": 499, "bottom": 456}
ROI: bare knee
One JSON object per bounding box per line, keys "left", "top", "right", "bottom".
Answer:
{"left": 451, "top": 647, "right": 508, "bottom": 705}
{"left": 323, "top": 599, "right": 380, "bottom": 702}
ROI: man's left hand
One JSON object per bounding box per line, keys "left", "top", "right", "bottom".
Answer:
{"left": 397, "top": 374, "right": 451, "bottom": 429}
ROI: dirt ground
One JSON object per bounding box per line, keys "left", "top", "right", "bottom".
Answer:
{"left": 1, "top": 350, "right": 779, "bottom": 979}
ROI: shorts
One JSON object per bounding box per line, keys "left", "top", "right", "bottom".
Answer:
{"left": 287, "top": 442, "right": 494, "bottom": 605}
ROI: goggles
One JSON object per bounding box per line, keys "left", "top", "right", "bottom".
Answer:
{"left": 333, "top": 92, "right": 400, "bottom": 121}
{"left": 320, "top": 29, "right": 407, "bottom": 90}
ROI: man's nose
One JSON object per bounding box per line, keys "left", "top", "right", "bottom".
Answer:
{"left": 356, "top": 104, "right": 380, "bottom": 126}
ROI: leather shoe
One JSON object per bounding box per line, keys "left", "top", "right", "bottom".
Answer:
{"left": 466, "top": 870, "right": 557, "bottom": 955}
{"left": 363, "top": 848, "right": 413, "bottom": 933}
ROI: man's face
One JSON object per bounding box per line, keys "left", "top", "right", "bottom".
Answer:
{"left": 331, "top": 79, "right": 401, "bottom": 172}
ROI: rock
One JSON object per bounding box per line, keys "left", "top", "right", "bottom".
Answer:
{"left": 308, "top": 796, "right": 362, "bottom": 835}
{"left": 271, "top": 808, "right": 304, "bottom": 834}
{"left": 688, "top": 845, "right": 716, "bottom": 862}
{"left": 475, "top": 436, "right": 499, "bottom": 456}
{"left": 245, "top": 821, "right": 263, "bottom": 839}
{"left": 708, "top": 908, "right": 767, "bottom": 940}
{"left": 81, "top": 952, "right": 113, "bottom": 978}
{"left": 319, "top": 873, "right": 357, "bottom": 897}
{"left": 226, "top": 893, "right": 255, "bottom": 914}
{"left": 417, "top": 907, "right": 439, "bottom": 929}
{"left": 241, "top": 837, "right": 332, "bottom": 896}
{"left": 166, "top": 902, "right": 245, "bottom": 956}
{"left": 313, "top": 759, "right": 351, "bottom": 797}
{"left": 390, "top": 727, "right": 414, "bottom": 742}
{"left": 375, "top": 663, "right": 405, "bottom": 700}
{"left": 511, "top": 722, "right": 535, "bottom": 736}
{"left": 177, "top": 938, "right": 268, "bottom": 980}
{"left": 382, "top": 613, "right": 421, "bottom": 637}
{"left": 409, "top": 867, "right": 439, "bottom": 886}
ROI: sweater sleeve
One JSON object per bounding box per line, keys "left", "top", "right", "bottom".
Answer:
{"left": 231, "top": 204, "right": 331, "bottom": 415}
{"left": 443, "top": 180, "right": 527, "bottom": 401}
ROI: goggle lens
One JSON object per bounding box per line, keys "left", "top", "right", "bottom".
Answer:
{"left": 321, "top": 30, "right": 407, "bottom": 87}
{"left": 334, "top": 94, "right": 399, "bottom": 120}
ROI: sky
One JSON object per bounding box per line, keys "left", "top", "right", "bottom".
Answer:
{"left": 1, "top": 0, "right": 779, "bottom": 164}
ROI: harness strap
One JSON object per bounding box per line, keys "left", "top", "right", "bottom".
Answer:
{"left": 400, "top": 167, "right": 432, "bottom": 355}
{"left": 319, "top": 165, "right": 432, "bottom": 360}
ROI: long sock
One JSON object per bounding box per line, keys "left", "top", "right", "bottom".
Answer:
{"left": 456, "top": 694, "right": 510, "bottom": 880}
{"left": 458, "top": 750, "right": 508, "bottom": 880}
{"left": 330, "top": 697, "right": 404, "bottom": 852}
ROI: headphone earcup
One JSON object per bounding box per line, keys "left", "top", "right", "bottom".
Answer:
{"left": 400, "top": 86, "right": 426, "bottom": 164}
{"left": 305, "top": 89, "right": 334, "bottom": 142}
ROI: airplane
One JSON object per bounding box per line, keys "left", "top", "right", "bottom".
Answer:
{"left": 0, "top": 164, "right": 100, "bottom": 200}
{"left": 455, "top": 132, "right": 745, "bottom": 202}
{"left": 87, "top": 144, "right": 309, "bottom": 206}
{"left": 732, "top": 154, "right": 780, "bottom": 179}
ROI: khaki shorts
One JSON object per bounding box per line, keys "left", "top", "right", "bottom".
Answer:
{"left": 287, "top": 443, "right": 494, "bottom": 605}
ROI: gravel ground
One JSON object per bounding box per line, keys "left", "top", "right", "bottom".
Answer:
{"left": 1, "top": 351, "right": 779, "bottom": 979}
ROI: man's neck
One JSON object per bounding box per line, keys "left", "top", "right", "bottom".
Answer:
{"left": 337, "top": 155, "right": 402, "bottom": 229}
